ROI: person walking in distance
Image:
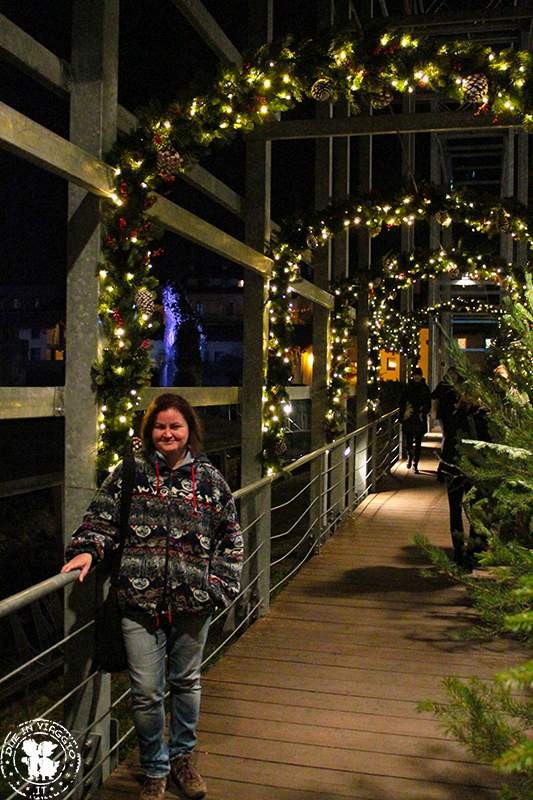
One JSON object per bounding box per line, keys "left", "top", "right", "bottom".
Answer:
{"left": 62, "top": 393, "right": 243, "bottom": 800}
{"left": 399, "top": 367, "right": 432, "bottom": 473}
{"left": 431, "top": 366, "right": 461, "bottom": 482}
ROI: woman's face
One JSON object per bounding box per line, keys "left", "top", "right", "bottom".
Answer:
{"left": 152, "top": 408, "right": 189, "bottom": 466}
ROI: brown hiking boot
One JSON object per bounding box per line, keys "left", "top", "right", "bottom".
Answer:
{"left": 170, "top": 753, "right": 207, "bottom": 799}
{"left": 139, "top": 776, "right": 167, "bottom": 800}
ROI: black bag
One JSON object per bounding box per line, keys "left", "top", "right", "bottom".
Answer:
{"left": 94, "top": 448, "right": 136, "bottom": 673}
{"left": 94, "top": 585, "right": 127, "bottom": 673}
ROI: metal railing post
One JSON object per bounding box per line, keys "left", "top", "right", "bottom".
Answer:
{"left": 317, "top": 450, "right": 329, "bottom": 552}
{"left": 329, "top": 442, "right": 345, "bottom": 530}
{"left": 255, "top": 482, "right": 272, "bottom": 617}
{"left": 385, "top": 415, "right": 393, "bottom": 474}
{"left": 354, "top": 426, "right": 368, "bottom": 503}
{"left": 370, "top": 421, "right": 378, "bottom": 493}
{"left": 347, "top": 433, "right": 355, "bottom": 509}
{"left": 238, "top": 479, "right": 271, "bottom": 625}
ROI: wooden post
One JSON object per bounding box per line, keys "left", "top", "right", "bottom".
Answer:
{"left": 64, "top": 0, "right": 118, "bottom": 785}
{"left": 239, "top": 0, "right": 273, "bottom": 628}
{"left": 355, "top": 131, "right": 371, "bottom": 500}
{"left": 241, "top": 0, "right": 272, "bottom": 487}
{"left": 328, "top": 0, "right": 351, "bottom": 522}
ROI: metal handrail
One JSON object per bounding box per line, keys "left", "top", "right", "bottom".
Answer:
{"left": 0, "top": 570, "right": 78, "bottom": 620}
{"left": 0, "top": 408, "right": 399, "bottom": 621}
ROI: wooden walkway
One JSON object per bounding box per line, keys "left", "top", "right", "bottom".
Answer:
{"left": 100, "top": 453, "right": 523, "bottom": 800}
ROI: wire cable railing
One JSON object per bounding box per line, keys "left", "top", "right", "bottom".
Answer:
{"left": 270, "top": 471, "right": 320, "bottom": 512}
{"left": 271, "top": 492, "right": 320, "bottom": 540}
{"left": 0, "top": 408, "right": 400, "bottom": 799}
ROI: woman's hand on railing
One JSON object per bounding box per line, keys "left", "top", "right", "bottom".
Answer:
{"left": 61, "top": 553, "right": 93, "bottom": 583}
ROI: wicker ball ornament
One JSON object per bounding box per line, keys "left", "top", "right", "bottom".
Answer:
{"left": 371, "top": 87, "right": 394, "bottom": 110}
{"left": 135, "top": 288, "right": 155, "bottom": 316}
{"left": 275, "top": 438, "right": 288, "bottom": 456}
{"left": 310, "top": 77, "right": 335, "bottom": 102}
{"left": 462, "top": 74, "right": 489, "bottom": 104}
{"left": 434, "top": 210, "right": 452, "bottom": 228}
{"left": 306, "top": 232, "right": 321, "bottom": 250}
{"left": 156, "top": 147, "right": 183, "bottom": 177}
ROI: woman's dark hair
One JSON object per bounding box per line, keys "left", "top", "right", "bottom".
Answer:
{"left": 141, "top": 393, "right": 203, "bottom": 456}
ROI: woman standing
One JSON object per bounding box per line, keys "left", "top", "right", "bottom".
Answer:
{"left": 62, "top": 393, "right": 243, "bottom": 800}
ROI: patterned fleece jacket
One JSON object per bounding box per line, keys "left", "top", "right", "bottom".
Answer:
{"left": 65, "top": 451, "right": 243, "bottom": 619}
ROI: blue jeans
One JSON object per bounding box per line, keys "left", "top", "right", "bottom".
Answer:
{"left": 121, "top": 612, "right": 211, "bottom": 778}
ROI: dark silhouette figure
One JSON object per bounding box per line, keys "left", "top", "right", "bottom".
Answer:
{"left": 399, "top": 367, "right": 431, "bottom": 473}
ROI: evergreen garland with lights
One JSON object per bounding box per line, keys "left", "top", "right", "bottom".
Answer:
{"left": 94, "top": 24, "right": 533, "bottom": 476}
{"left": 270, "top": 185, "right": 532, "bottom": 453}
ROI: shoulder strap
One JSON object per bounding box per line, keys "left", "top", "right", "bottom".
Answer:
{"left": 111, "top": 445, "right": 136, "bottom": 583}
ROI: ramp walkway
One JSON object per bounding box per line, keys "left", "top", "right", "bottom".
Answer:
{"left": 100, "top": 454, "right": 523, "bottom": 800}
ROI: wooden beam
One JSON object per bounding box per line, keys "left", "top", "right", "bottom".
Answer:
{"left": 0, "top": 101, "right": 267, "bottom": 274}
{"left": 0, "top": 386, "right": 317, "bottom": 416}
{"left": 0, "top": 13, "right": 70, "bottom": 94}
{"left": 0, "top": 17, "right": 243, "bottom": 219}
{"left": 169, "top": 0, "right": 242, "bottom": 65}
{"left": 0, "top": 473, "right": 63, "bottom": 498}
{"left": 287, "top": 386, "right": 311, "bottom": 400}
{"left": 293, "top": 278, "right": 334, "bottom": 310}
{"left": 146, "top": 195, "right": 273, "bottom": 276}
{"left": 0, "top": 386, "right": 242, "bottom": 416}
{"left": 140, "top": 386, "right": 240, "bottom": 408}
{"left": 0, "top": 102, "right": 335, "bottom": 300}
{"left": 249, "top": 111, "right": 518, "bottom": 141}
{"left": 0, "top": 100, "right": 114, "bottom": 194}
{"left": 0, "top": 387, "right": 64, "bottom": 419}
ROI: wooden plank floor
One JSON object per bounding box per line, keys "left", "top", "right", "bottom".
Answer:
{"left": 98, "top": 452, "right": 524, "bottom": 800}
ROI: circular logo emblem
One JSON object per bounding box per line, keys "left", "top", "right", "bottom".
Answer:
{"left": 1, "top": 719, "right": 81, "bottom": 799}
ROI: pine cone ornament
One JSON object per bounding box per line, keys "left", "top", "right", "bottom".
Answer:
{"left": 135, "top": 288, "right": 155, "bottom": 316}
{"left": 306, "top": 232, "right": 320, "bottom": 250}
{"left": 310, "top": 77, "right": 335, "bottom": 102}
{"left": 156, "top": 147, "right": 183, "bottom": 178}
{"left": 434, "top": 210, "right": 452, "bottom": 227}
{"left": 462, "top": 74, "right": 489, "bottom": 104}
{"left": 493, "top": 208, "right": 512, "bottom": 233}
{"left": 447, "top": 267, "right": 461, "bottom": 280}
{"left": 290, "top": 264, "right": 301, "bottom": 281}
{"left": 275, "top": 438, "right": 288, "bottom": 456}
{"left": 371, "top": 87, "right": 393, "bottom": 109}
